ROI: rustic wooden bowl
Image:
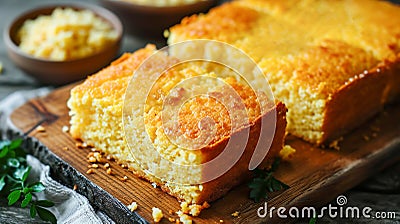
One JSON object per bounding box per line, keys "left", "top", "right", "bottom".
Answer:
{"left": 100, "top": 0, "right": 217, "bottom": 39}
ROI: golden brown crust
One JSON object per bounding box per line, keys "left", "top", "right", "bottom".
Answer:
{"left": 263, "top": 40, "right": 379, "bottom": 97}
{"left": 322, "top": 57, "right": 400, "bottom": 143}
{"left": 71, "top": 44, "right": 156, "bottom": 97}
{"left": 170, "top": 1, "right": 393, "bottom": 97}
{"left": 197, "top": 102, "right": 287, "bottom": 204}
{"left": 171, "top": 77, "right": 269, "bottom": 146}
{"left": 174, "top": 2, "right": 258, "bottom": 43}
{"left": 169, "top": 0, "right": 400, "bottom": 144}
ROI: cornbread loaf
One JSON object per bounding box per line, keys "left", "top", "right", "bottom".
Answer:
{"left": 168, "top": 0, "right": 400, "bottom": 144}
{"left": 68, "top": 45, "right": 287, "bottom": 204}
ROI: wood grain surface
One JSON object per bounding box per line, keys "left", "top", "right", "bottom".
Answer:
{"left": 10, "top": 84, "right": 400, "bottom": 223}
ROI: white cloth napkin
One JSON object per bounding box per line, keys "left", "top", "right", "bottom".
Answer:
{"left": 27, "top": 155, "right": 105, "bottom": 224}
{"left": 0, "top": 88, "right": 113, "bottom": 224}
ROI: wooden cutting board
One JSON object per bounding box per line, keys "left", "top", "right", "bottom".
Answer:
{"left": 10, "top": 84, "right": 400, "bottom": 223}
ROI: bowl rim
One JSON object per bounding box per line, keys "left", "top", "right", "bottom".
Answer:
{"left": 3, "top": 2, "right": 123, "bottom": 63}
{"left": 100, "top": 0, "right": 217, "bottom": 12}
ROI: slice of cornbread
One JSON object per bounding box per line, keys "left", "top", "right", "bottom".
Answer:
{"left": 68, "top": 45, "right": 287, "bottom": 204}
{"left": 168, "top": 0, "right": 400, "bottom": 144}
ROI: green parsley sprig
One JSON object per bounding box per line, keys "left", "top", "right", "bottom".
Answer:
{"left": 0, "top": 138, "right": 57, "bottom": 224}
{"left": 248, "top": 158, "right": 289, "bottom": 202}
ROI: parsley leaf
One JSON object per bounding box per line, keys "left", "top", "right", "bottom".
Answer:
{"left": 248, "top": 158, "right": 289, "bottom": 202}
{"left": 21, "top": 192, "right": 32, "bottom": 208}
{"left": 7, "top": 190, "right": 21, "bottom": 205}
{"left": 0, "top": 146, "right": 8, "bottom": 158}
{"left": 36, "top": 206, "right": 57, "bottom": 224}
{"left": 0, "top": 139, "right": 57, "bottom": 223}
{"left": 249, "top": 177, "right": 270, "bottom": 202}
{"left": 30, "top": 204, "right": 37, "bottom": 218}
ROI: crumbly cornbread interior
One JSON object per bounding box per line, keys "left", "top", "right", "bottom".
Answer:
{"left": 68, "top": 45, "right": 284, "bottom": 203}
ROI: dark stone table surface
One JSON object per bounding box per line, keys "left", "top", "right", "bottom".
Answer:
{"left": 0, "top": 0, "right": 399, "bottom": 223}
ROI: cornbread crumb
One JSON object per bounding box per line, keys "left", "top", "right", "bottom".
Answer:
{"left": 93, "top": 152, "right": 101, "bottom": 160}
{"left": 88, "top": 156, "right": 97, "bottom": 163}
{"left": 328, "top": 137, "right": 343, "bottom": 150}
{"left": 106, "top": 168, "right": 112, "bottom": 175}
{"left": 151, "top": 182, "right": 157, "bottom": 188}
{"left": 86, "top": 169, "right": 94, "bottom": 174}
{"left": 62, "top": 125, "right": 69, "bottom": 133}
{"left": 180, "top": 202, "right": 190, "bottom": 213}
{"left": 106, "top": 155, "right": 115, "bottom": 161}
{"left": 86, "top": 152, "right": 107, "bottom": 164}
{"left": 180, "top": 202, "right": 206, "bottom": 216}
{"left": 168, "top": 209, "right": 174, "bottom": 215}
{"left": 176, "top": 211, "right": 192, "bottom": 224}
{"left": 168, "top": 217, "right": 175, "bottom": 222}
{"left": 202, "top": 201, "right": 210, "bottom": 209}
{"left": 189, "top": 206, "right": 201, "bottom": 216}
{"left": 163, "top": 29, "right": 170, "bottom": 38}
{"left": 62, "top": 146, "right": 69, "bottom": 151}
{"left": 121, "top": 176, "right": 128, "bottom": 182}
{"left": 280, "top": 145, "right": 296, "bottom": 160}
{"left": 76, "top": 142, "right": 88, "bottom": 149}
{"left": 104, "top": 163, "right": 110, "bottom": 169}
{"left": 127, "top": 202, "right": 138, "bottom": 212}
{"left": 87, "top": 152, "right": 94, "bottom": 158}
{"left": 35, "top": 125, "right": 46, "bottom": 132}
{"left": 73, "top": 184, "right": 78, "bottom": 191}
{"left": 89, "top": 164, "right": 99, "bottom": 169}
{"left": 96, "top": 153, "right": 106, "bottom": 163}
{"left": 231, "top": 211, "right": 239, "bottom": 217}
{"left": 152, "top": 207, "right": 164, "bottom": 223}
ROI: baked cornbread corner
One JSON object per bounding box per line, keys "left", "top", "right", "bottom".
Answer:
{"left": 168, "top": 0, "right": 400, "bottom": 145}
{"left": 67, "top": 45, "right": 288, "bottom": 206}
